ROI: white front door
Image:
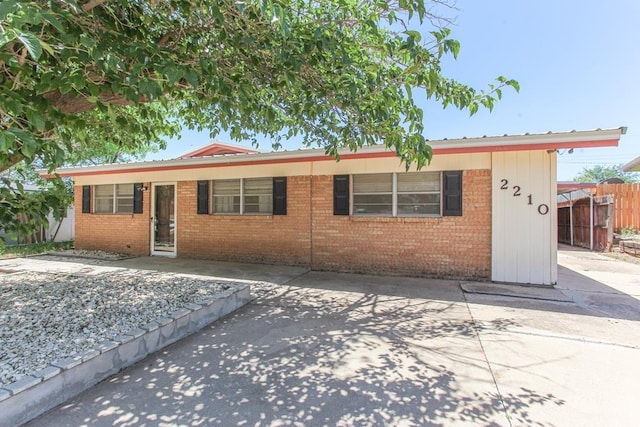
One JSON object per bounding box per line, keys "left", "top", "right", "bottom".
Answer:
{"left": 491, "top": 151, "right": 557, "bottom": 285}
{"left": 151, "top": 183, "right": 176, "bottom": 256}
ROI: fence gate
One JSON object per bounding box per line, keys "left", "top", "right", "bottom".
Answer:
{"left": 558, "top": 193, "right": 613, "bottom": 251}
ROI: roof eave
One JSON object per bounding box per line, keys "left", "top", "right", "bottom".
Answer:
{"left": 622, "top": 156, "right": 640, "bottom": 172}
{"left": 43, "top": 127, "right": 626, "bottom": 178}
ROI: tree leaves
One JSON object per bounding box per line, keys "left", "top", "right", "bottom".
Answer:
{"left": 0, "top": 1, "right": 18, "bottom": 21}
{"left": 0, "top": 0, "right": 519, "bottom": 236}
{"left": 0, "top": 172, "right": 73, "bottom": 244}
{"left": 2, "top": 0, "right": 518, "bottom": 175}
{"left": 574, "top": 164, "right": 640, "bottom": 184}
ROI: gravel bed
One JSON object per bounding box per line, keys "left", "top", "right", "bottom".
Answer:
{"left": 47, "top": 249, "right": 132, "bottom": 260}
{"left": 0, "top": 270, "right": 240, "bottom": 386}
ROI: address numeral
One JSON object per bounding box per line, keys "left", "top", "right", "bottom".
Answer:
{"left": 513, "top": 186, "right": 521, "bottom": 196}
{"left": 499, "top": 179, "right": 548, "bottom": 215}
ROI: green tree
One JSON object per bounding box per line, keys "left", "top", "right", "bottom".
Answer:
{"left": 574, "top": 164, "right": 640, "bottom": 183}
{"left": 0, "top": 163, "right": 73, "bottom": 244}
{"left": 62, "top": 104, "right": 181, "bottom": 165}
{"left": 0, "top": 103, "right": 177, "bottom": 242}
{"left": 1, "top": 0, "right": 518, "bottom": 237}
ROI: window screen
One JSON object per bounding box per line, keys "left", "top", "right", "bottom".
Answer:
{"left": 352, "top": 173, "right": 393, "bottom": 215}
{"left": 115, "top": 184, "right": 134, "bottom": 214}
{"left": 214, "top": 179, "right": 241, "bottom": 214}
{"left": 397, "top": 172, "right": 440, "bottom": 216}
{"left": 94, "top": 185, "right": 114, "bottom": 213}
{"left": 244, "top": 178, "right": 272, "bottom": 214}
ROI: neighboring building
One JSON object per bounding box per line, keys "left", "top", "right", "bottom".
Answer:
{"left": 45, "top": 128, "right": 626, "bottom": 285}
{"left": 0, "top": 183, "right": 74, "bottom": 245}
{"left": 622, "top": 155, "right": 640, "bottom": 172}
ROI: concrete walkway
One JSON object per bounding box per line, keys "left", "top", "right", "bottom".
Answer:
{"left": 6, "top": 247, "right": 639, "bottom": 426}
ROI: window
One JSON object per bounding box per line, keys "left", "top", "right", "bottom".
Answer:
{"left": 352, "top": 173, "right": 393, "bottom": 215}
{"left": 244, "top": 178, "right": 272, "bottom": 214}
{"left": 213, "top": 180, "right": 240, "bottom": 213}
{"left": 212, "top": 178, "right": 274, "bottom": 215}
{"left": 94, "top": 185, "right": 114, "bottom": 213}
{"left": 352, "top": 172, "right": 441, "bottom": 217}
{"left": 397, "top": 172, "right": 440, "bottom": 215}
{"left": 94, "top": 184, "right": 135, "bottom": 214}
{"left": 115, "top": 184, "right": 134, "bottom": 213}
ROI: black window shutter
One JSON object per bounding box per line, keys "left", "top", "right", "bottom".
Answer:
{"left": 133, "top": 183, "right": 144, "bottom": 213}
{"left": 81, "top": 185, "right": 91, "bottom": 213}
{"left": 273, "top": 177, "right": 287, "bottom": 215}
{"left": 333, "top": 175, "right": 349, "bottom": 215}
{"left": 197, "top": 180, "right": 209, "bottom": 214}
{"left": 443, "top": 171, "right": 463, "bottom": 216}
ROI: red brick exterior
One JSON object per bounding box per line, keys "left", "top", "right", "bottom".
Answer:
{"left": 74, "top": 184, "right": 151, "bottom": 255}
{"left": 311, "top": 170, "right": 491, "bottom": 278}
{"left": 74, "top": 169, "right": 491, "bottom": 279}
{"left": 177, "top": 177, "right": 311, "bottom": 266}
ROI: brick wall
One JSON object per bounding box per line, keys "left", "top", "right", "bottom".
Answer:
{"left": 74, "top": 184, "right": 150, "bottom": 255}
{"left": 74, "top": 170, "right": 491, "bottom": 279}
{"left": 311, "top": 170, "right": 492, "bottom": 279}
{"left": 176, "top": 177, "right": 312, "bottom": 266}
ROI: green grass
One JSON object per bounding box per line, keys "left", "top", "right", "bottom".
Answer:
{"left": 0, "top": 241, "right": 74, "bottom": 259}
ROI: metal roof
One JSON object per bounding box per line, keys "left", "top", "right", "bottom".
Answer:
{"left": 622, "top": 155, "right": 640, "bottom": 172}
{"left": 557, "top": 181, "right": 597, "bottom": 195}
{"left": 44, "top": 127, "right": 627, "bottom": 178}
{"left": 177, "top": 141, "right": 259, "bottom": 158}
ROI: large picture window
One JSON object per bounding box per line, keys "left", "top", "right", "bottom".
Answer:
{"left": 94, "top": 184, "right": 135, "bottom": 214}
{"left": 352, "top": 172, "right": 441, "bottom": 217}
{"left": 213, "top": 178, "right": 273, "bottom": 215}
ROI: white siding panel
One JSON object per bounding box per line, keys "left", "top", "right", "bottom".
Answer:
{"left": 528, "top": 151, "right": 544, "bottom": 284}
{"left": 515, "top": 151, "right": 531, "bottom": 283}
{"left": 503, "top": 153, "right": 519, "bottom": 281}
{"left": 549, "top": 152, "right": 558, "bottom": 285}
{"left": 46, "top": 206, "right": 75, "bottom": 242}
{"left": 492, "top": 151, "right": 556, "bottom": 285}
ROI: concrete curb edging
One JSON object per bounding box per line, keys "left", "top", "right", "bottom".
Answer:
{"left": 0, "top": 284, "right": 251, "bottom": 427}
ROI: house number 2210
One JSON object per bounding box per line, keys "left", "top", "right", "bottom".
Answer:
{"left": 499, "top": 179, "right": 549, "bottom": 215}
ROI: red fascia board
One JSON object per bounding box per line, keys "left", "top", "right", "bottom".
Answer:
{"left": 45, "top": 152, "right": 392, "bottom": 178}
{"left": 44, "top": 138, "right": 620, "bottom": 178}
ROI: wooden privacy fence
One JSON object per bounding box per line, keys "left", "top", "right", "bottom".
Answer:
{"left": 596, "top": 183, "right": 640, "bottom": 232}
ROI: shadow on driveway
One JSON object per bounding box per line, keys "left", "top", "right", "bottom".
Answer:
{"left": 26, "top": 271, "right": 565, "bottom": 426}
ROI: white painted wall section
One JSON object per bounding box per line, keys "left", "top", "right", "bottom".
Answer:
{"left": 491, "top": 151, "right": 557, "bottom": 285}
{"left": 46, "top": 206, "right": 75, "bottom": 242}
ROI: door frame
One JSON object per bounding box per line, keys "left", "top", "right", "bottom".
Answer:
{"left": 150, "top": 182, "right": 177, "bottom": 257}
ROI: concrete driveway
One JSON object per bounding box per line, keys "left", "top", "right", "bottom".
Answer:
{"left": 18, "top": 247, "right": 640, "bottom": 426}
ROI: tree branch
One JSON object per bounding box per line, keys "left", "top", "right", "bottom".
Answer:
{"left": 82, "top": 0, "right": 110, "bottom": 12}
{"left": 42, "top": 91, "right": 140, "bottom": 114}
{"left": 1, "top": 153, "right": 27, "bottom": 174}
